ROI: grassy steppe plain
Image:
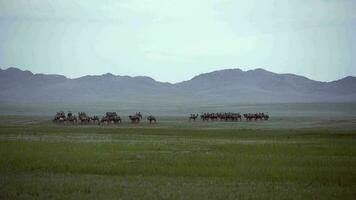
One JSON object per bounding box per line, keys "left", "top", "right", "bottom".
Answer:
{"left": 0, "top": 116, "right": 356, "bottom": 199}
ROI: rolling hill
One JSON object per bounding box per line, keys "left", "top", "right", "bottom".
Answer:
{"left": 1, "top": 67, "right": 355, "bottom": 104}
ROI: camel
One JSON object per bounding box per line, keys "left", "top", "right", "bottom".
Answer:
{"left": 243, "top": 113, "right": 253, "bottom": 121}
{"left": 78, "top": 112, "right": 91, "bottom": 124}
{"left": 263, "top": 112, "right": 269, "bottom": 120}
{"left": 66, "top": 112, "right": 77, "bottom": 123}
{"left": 53, "top": 111, "right": 66, "bottom": 123}
{"left": 90, "top": 116, "right": 100, "bottom": 124}
{"left": 135, "top": 112, "right": 143, "bottom": 120}
{"left": 147, "top": 115, "right": 156, "bottom": 123}
{"left": 189, "top": 114, "right": 199, "bottom": 121}
{"left": 100, "top": 112, "right": 121, "bottom": 125}
{"left": 243, "top": 113, "right": 270, "bottom": 121}
{"left": 100, "top": 116, "right": 109, "bottom": 125}
{"left": 129, "top": 115, "right": 140, "bottom": 123}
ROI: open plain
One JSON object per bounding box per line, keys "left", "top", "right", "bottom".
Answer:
{"left": 0, "top": 116, "right": 356, "bottom": 199}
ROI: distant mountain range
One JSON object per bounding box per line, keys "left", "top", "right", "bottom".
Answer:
{"left": 1, "top": 67, "right": 356, "bottom": 104}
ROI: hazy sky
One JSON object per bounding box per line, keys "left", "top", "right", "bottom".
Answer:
{"left": 0, "top": 0, "right": 355, "bottom": 83}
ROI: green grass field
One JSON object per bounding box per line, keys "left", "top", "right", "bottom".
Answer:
{"left": 1, "top": 116, "right": 356, "bottom": 199}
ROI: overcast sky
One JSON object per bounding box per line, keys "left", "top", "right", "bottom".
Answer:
{"left": 0, "top": 0, "right": 355, "bottom": 83}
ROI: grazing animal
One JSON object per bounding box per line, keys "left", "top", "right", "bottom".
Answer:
{"left": 189, "top": 114, "right": 199, "bottom": 121}
{"left": 243, "top": 113, "right": 270, "bottom": 121}
{"left": 135, "top": 112, "right": 143, "bottom": 120}
{"left": 129, "top": 115, "right": 140, "bottom": 123}
{"left": 264, "top": 113, "right": 269, "bottom": 120}
{"left": 58, "top": 117, "right": 66, "bottom": 123}
{"left": 201, "top": 112, "right": 235, "bottom": 121}
{"left": 235, "top": 113, "right": 242, "bottom": 121}
{"left": 100, "top": 112, "right": 121, "bottom": 124}
{"left": 53, "top": 111, "right": 66, "bottom": 123}
{"left": 66, "top": 112, "right": 77, "bottom": 123}
{"left": 200, "top": 113, "right": 208, "bottom": 121}
{"left": 100, "top": 116, "right": 109, "bottom": 125}
{"left": 243, "top": 113, "right": 254, "bottom": 121}
{"left": 90, "top": 116, "right": 100, "bottom": 124}
{"left": 147, "top": 115, "right": 156, "bottom": 123}
{"left": 78, "top": 112, "right": 90, "bottom": 124}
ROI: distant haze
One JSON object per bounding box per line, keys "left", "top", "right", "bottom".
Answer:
{"left": 1, "top": 67, "right": 356, "bottom": 103}
{"left": 0, "top": 0, "right": 356, "bottom": 83}
{"left": 1, "top": 67, "right": 356, "bottom": 116}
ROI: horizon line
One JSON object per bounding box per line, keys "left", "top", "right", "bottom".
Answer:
{"left": 1, "top": 66, "right": 355, "bottom": 84}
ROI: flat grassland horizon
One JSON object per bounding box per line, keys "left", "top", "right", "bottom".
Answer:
{"left": 1, "top": 102, "right": 356, "bottom": 199}
{"left": 1, "top": 101, "right": 356, "bottom": 117}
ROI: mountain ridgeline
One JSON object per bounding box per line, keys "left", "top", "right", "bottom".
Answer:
{"left": 1, "top": 67, "right": 356, "bottom": 104}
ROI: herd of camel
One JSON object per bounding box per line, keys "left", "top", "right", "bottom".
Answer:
{"left": 53, "top": 111, "right": 269, "bottom": 125}
{"left": 189, "top": 112, "right": 269, "bottom": 121}
{"left": 53, "top": 111, "right": 157, "bottom": 124}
